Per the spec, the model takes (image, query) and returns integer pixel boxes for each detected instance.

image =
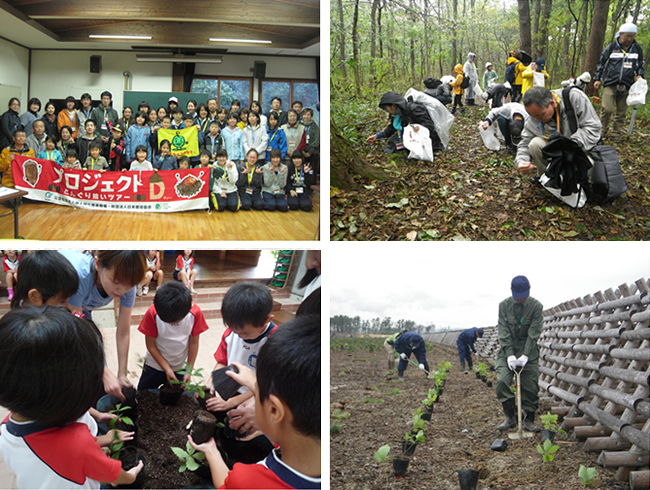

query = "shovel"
[508,367,534,440]
[405,357,432,377]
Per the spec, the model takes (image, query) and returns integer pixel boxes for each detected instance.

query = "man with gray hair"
[514,86,601,180]
[594,22,645,143]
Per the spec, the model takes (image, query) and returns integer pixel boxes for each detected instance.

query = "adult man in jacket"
[515,86,601,179]
[495,276,543,432]
[593,23,645,143]
[456,327,484,373]
[394,331,429,381]
[90,91,119,158]
[366,91,443,154]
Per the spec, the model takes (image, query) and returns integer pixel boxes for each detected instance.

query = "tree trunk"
[537,0,553,59]
[352,0,362,93]
[532,0,541,49]
[330,119,387,189]
[337,0,347,79]
[452,0,458,64]
[378,0,384,58]
[518,0,532,54]
[562,20,572,74]
[584,0,610,96]
[632,0,642,23]
[370,0,381,82]
[423,0,429,76]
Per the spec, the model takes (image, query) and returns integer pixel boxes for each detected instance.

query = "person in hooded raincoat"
[366,91,443,153]
[450,64,466,115]
[463,53,479,105]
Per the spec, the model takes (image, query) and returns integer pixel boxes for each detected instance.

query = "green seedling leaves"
[536,438,559,462]
[374,444,391,463]
[578,465,597,485]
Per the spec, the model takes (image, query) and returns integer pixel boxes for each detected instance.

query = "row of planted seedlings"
[374,361,452,478]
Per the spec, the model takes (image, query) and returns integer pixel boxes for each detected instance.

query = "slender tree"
[517,0,532,54]
[584,0,611,95]
[337,0,347,79]
[352,0,362,92]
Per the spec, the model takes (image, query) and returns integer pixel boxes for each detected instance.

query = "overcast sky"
[329,242,649,331]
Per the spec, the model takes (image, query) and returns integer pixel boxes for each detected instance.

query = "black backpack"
[562,86,628,203]
[505,61,519,84]
[460,73,470,89]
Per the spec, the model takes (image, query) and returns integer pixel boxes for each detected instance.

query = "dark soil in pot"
[216,427,274,466]
[487,380,493,387]
[392,457,409,476]
[116,447,146,489]
[457,469,479,490]
[401,441,417,456]
[475,372,481,379]
[190,410,217,445]
[541,429,555,443]
[480,375,487,382]
[159,384,183,406]
[421,412,431,421]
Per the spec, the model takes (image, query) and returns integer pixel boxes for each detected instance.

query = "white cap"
[168,96,179,104]
[486,62,493,69]
[618,23,637,35]
[577,72,592,83]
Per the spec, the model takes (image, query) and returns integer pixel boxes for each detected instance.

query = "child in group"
[4,250,20,300]
[57,125,76,158]
[170,107,184,130]
[37,135,64,166]
[147,108,158,129]
[190,313,321,490]
[156,107,168,125]
[196,103,211,134]
[261,150,289,212]
[450,63,466,115]
[125,111,151,164]
[281,110,306,165]
[117,106,134,134]
[41,102,59,141]
[137,250,164,296]
[205,282,278,414]
[204,120,224,161]
[129,145,153,171]
[186,99,198,120]
[175,250,198,293]
[210,148,240,212]
[152,139,178,170]
[57,96,80,139]
[77,119,102,164]
[237,149,264,211]
[243,111,269,167]
[149,115,171,154]
[0,306,144,489]
[230,99,241,114]
[197,149,212,169]
[266,112,287,162]
[222,112,244,164]
[286,150,316,212]
[84,141,109,172]
[64,148,82,169]
[237,108,249,130]
[250,100,267,127]
[109,125,126,171]
[216,107,228,130]
[178,156,191,169]
[183,114,204,166]
[137,281,209,390]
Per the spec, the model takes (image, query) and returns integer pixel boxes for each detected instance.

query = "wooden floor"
[0,190,320,241]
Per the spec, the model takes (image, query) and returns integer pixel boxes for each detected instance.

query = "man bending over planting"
[394,331,430,380]
[456,327,484,374]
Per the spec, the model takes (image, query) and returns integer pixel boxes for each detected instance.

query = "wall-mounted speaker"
[90,55,102,74]
[253,61,266,79]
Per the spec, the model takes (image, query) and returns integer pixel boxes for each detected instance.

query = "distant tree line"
[330,314,449,334]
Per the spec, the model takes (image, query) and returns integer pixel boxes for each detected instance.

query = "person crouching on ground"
[456,327,484,374]
[366,91,443,154]
[394,331,430,380]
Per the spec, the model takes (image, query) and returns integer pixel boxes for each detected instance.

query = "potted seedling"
[402,428,424,456]
[375,444,409,477]
[539,412,566,443]
[478,362,488,382]
[536,438,559,462]
[189,410,217,445]
[108,404,136,452]
[171,441,210,480]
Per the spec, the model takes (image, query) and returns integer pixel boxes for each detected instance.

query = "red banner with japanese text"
[12,155,209,212]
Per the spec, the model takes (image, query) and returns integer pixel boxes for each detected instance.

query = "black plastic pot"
[393,457,410,476]
[487,381,493,388]
[159,384,183,405]
[457,469,479,490]
[216,427,273,466]
[437,388,443,398]
[121,387,138,422]
[191,410,217,445]
[194,459,212,480]
[401,441,417,456]
[421,412,432,421]
[490,438,508,452]
[117,447,147,489]
[480,375,487,382]
[541,429,555,443]
[211,365,241,400]
[475,372,481,379]
[425,403,433,413]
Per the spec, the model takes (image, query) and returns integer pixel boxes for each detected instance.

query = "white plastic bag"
[533,71,545,87]
[478,122,500,151]
[474,83,486,106]
[627,78,647,106]
[403,124,434,162]
[539,174,587,208]
[404,88,455,150]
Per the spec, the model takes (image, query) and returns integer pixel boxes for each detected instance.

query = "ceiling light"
[209,38,271,44]
[89,35,152,40]
[136,54,223,63]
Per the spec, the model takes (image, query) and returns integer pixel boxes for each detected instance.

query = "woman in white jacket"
[242,111,269,166]
[210,148,240,212]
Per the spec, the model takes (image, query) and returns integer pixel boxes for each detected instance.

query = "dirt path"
[330,340,629,489]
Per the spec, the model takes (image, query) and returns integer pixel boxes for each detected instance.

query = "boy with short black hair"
[84,141,109,172]
[64,148,82,169]
[268,97,288,126]
[183,114,204,166]
[78,93,93,138]
[205,120,224,161]
[77,118,102,164]
[189,314,321,489]
[205,282,277,412]
[171,107,184,130]
[137,281,209,390]
[178,156,191,169]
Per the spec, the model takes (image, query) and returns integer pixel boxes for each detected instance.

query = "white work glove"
[507,355,518,371]
[418,364,425,371]
[517,355,529,368]
[400,353,407,360]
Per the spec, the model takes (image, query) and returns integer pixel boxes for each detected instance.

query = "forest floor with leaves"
[330,103,650,241]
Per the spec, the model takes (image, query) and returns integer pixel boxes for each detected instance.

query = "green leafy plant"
[578,465,597,485]
[331,409,351,420]
[330,422,342,434]
[108,404,134,460]
[374,444,391,463]
[477,362,488,377]
[170,362,206,399]
[536,439,559,462]
[404,429,425,445]
[411,411,426,432]
[171,441,206,472]
[540,412,567,437]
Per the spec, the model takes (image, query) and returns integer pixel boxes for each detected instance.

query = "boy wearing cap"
[483,62,498,90]
[456,327,484,374]
[521,58,550,95]
[594,22,645,143]
[168,97,179,115]
[480,102,527,154]
[495,275,543,433]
